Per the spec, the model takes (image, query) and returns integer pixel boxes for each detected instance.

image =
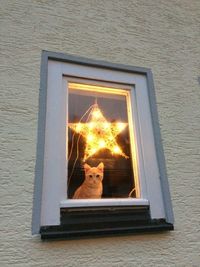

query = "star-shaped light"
[68,104,129,161]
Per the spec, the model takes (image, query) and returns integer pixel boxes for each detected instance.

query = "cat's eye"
[89,175,93,178]
[96,174,100,178]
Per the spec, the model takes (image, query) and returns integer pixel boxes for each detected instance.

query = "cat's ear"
[84,163,91,173]
[97,162,104,172]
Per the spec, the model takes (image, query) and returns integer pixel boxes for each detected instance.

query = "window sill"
[60,198,149,208]
[40,204,173,240]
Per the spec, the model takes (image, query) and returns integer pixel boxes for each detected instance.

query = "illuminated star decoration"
[68,104,129,161]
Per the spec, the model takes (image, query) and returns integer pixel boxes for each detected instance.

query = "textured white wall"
[0,0,200,266]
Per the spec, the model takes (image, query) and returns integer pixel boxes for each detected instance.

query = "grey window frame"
[32,51,174,239]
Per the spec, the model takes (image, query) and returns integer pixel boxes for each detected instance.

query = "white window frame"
[32,51,174,235]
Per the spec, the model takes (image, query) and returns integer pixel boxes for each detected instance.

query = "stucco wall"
[0,0,200,266]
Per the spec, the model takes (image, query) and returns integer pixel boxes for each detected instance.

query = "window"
[32,51,174,239]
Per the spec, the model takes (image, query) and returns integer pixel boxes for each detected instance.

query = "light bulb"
[87,134,94,141]
[91,148,97,154]
[76,123,82,132]
[103,122,110,129]
[89,122,95,129]
[116,122,126,131]
[113,146,121,154]
[98,139,106,148]
[92,109,101,119]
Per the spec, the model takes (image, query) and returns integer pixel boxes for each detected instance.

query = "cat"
[72,162,104,199]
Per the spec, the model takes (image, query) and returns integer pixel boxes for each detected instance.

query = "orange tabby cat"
[73,162,104,199]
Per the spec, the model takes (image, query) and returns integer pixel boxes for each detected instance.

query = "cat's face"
[84,162,104,186]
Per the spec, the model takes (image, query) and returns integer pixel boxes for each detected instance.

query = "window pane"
[67,82,136,199]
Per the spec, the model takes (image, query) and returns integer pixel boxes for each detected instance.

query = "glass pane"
[67,82,136,199]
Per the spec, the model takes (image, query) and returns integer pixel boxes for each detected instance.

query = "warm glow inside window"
[67,82,139,199]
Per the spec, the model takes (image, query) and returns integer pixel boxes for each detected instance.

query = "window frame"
[32,51,174,238]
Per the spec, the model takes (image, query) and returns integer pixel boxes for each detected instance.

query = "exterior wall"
[0,0,199,266]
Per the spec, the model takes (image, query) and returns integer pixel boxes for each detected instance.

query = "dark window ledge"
[40,206,173,240]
